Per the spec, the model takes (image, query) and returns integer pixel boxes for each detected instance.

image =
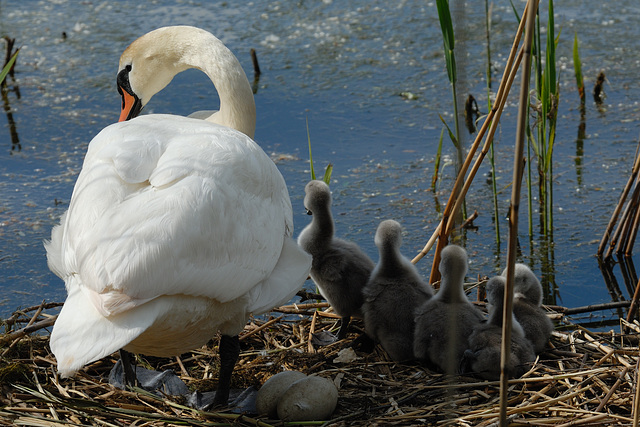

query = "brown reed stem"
[0,315,57,347]
[616,174,640,255]
[500,0,537,425]
[607,177,640,258]
[633,351,640,427]
[627,278,640,323]
[598,139,640,257]
[625,198,640,255]
[595,366,630,412]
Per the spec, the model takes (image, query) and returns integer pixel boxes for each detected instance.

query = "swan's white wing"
[49,115,299,316]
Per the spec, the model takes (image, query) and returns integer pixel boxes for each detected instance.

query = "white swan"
[46,26,311,406]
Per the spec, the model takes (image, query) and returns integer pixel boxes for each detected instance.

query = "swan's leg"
[337,316,351,340]
[120,349,139,387]
[213,334,240,406]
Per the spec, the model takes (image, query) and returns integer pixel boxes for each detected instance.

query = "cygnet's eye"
[305,208,312,215]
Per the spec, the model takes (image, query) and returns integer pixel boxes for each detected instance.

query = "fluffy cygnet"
[362,220,434,361]
[413,244,484,374]
[461,276,536,380]
[297,180,375,339]
[502,264,554,354]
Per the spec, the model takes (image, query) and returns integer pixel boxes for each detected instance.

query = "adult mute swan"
[297,180,375,339]
[46,26,311,406]
[361,220,433,361]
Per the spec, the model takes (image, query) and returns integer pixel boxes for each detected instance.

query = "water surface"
[1,0,639,325]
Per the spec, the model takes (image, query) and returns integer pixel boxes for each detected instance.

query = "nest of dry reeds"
[1,300,639,426]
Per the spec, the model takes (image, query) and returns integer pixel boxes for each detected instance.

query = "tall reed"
[532,0,559,237]
[485,0,501,245]
[436,0,465,223]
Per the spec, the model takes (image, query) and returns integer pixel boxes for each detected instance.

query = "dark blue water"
[1,0,639,325]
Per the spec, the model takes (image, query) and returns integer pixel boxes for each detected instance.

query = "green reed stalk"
[306,117,332,185]
[431,128,445,192]
[516,0,558,238]
[485,0,500,245]
[436,0,460,145]
[526,120,534,236]
[436,0,466,221]
[0,50,18,84]
[540,0,558,236]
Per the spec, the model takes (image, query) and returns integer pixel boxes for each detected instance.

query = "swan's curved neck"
[185,37,256,138]
[125,27,257,138]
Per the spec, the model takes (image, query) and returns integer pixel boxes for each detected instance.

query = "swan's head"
[374,220,402,251]
[502,263,542,306]
[486,275,525,336]
[116,26,206,122]
[438,244,468,281]
[303,180,331,215]
[486,276,505,308]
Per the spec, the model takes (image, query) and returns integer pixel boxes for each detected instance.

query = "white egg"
[255,370,307,417]
[277,376,339,421]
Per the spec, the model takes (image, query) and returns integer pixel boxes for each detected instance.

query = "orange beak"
[119,88,142,122]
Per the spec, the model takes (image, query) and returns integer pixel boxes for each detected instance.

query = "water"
[1,0,639,325]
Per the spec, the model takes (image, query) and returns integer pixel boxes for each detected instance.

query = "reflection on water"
[1,0,640,325]
[2,36,20,153]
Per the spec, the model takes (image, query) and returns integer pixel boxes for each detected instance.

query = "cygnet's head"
[438,244,468,279]
[486,274,526,337]
[374,220,402,251]
[502,263,542,306]
[303,180,331,214]
[486,276,506,308]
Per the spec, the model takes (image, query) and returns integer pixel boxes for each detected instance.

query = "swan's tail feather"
[50,277,149,377]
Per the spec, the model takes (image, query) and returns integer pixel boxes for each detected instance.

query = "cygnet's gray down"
[461,276,536,380]
[362,220,434,361]
[502,264,554,354]
[413,244,484,374]
[298,180,375,339]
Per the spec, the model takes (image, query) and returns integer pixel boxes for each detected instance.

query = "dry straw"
[1,300,639,426]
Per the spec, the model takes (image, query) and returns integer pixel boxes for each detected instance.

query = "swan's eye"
[125,64,132,72]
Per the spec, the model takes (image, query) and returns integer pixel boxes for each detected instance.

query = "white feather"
[46,26,311,377]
